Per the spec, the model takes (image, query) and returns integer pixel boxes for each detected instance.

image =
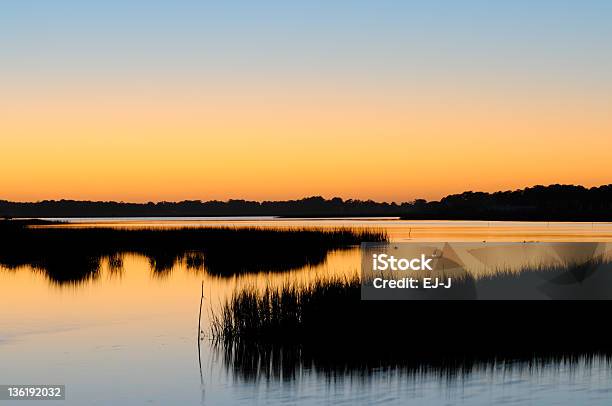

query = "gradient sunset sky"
[2,1,611,202]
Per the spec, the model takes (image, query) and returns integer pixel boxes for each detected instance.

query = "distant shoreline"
[2,184,611,221]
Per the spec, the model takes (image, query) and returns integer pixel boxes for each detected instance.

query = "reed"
[0,221,387,284]
[211,262,612,377]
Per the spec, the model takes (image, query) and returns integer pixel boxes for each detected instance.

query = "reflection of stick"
[198,280,204,384]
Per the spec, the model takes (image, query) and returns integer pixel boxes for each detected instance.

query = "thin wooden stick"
[197,280,204,384]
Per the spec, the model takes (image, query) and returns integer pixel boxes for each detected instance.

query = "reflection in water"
[210,272,612,381]
[2,254,612,405]
[2,219,612,405]
[0,224,384,284]
[44,217,612,243]
[207,293,612,405]
[215,351,612,406]
[215,339,612,385]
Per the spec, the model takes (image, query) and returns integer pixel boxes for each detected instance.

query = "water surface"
[2,218,612,405]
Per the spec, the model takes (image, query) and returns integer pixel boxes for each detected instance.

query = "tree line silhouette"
[405,184,612,221]
[1,184,611,220]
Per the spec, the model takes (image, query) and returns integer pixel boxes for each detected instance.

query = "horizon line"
[2,183,610,206]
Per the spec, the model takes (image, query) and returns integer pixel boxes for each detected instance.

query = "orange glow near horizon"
[1,81,611,203]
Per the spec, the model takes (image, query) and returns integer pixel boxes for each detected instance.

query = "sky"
[1,0,611,202]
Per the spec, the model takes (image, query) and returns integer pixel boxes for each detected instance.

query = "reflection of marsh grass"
[106,253,124,272]
[215,338,612,383]
[212,264,612,380]
[0,221,386,284]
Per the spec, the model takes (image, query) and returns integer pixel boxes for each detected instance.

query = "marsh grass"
[214,257,612,342]
[0,221,386,284]
[211,261,612,379]
[211,275,362,342]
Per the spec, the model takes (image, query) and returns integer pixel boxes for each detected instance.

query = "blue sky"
[2,0,612,88]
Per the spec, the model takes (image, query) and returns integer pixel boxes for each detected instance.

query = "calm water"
[2,218,612,405]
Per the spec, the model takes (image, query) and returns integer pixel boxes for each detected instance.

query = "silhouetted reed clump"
[212,276,362,343]
[0,220,386,284]
[212,270,612,381]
